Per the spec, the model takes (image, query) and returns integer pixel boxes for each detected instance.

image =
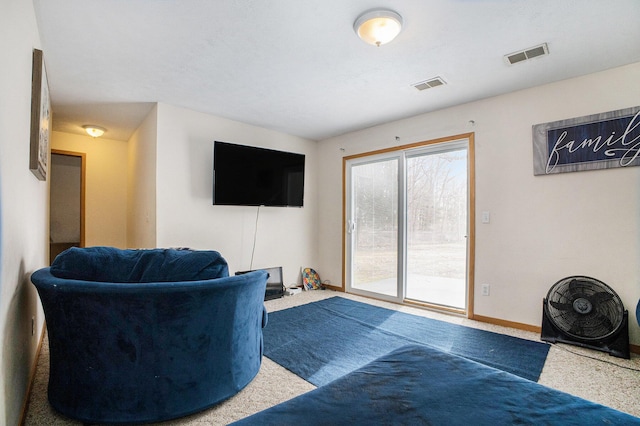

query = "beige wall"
[154,103,319,287]
[127,105,158,248]
[317,62,640,345]
[0,1,48,424]
[52,132,128,248]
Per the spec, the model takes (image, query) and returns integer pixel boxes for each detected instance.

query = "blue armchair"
[31,247,268,424]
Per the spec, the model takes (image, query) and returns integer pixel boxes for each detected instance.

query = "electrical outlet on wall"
[481,284,490,296]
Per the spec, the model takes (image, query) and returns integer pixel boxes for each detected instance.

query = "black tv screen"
[213,141,305,207]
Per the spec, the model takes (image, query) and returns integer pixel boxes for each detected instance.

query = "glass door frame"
[342,133,476,317]
[345,151,405,303]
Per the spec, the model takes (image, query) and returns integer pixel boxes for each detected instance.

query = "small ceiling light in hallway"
[83,125,106,138]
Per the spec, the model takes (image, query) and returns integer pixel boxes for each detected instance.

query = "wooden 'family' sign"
[532,106,640,175]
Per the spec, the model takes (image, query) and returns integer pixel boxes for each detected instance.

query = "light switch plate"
[481,211,490,224]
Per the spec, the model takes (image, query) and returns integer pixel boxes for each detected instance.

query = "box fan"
[541,275,629,359]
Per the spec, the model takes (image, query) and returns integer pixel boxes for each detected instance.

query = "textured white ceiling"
[33,0,640,142]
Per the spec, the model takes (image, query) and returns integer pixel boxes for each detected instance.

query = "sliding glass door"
[348,156,400,297]
[345,136,473,312]
[405,147,467,309]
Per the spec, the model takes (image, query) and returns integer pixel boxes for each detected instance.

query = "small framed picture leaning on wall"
[30,48,51,181]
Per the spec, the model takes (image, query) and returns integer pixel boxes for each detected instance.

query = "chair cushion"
[50,246,229,282]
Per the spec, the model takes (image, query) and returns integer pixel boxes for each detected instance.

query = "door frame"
[345,152,404,303]
[342,132,476,317]
[50,149,86,248]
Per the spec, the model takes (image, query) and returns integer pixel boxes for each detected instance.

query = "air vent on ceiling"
[505,43,549,65]
[412,76,446,91]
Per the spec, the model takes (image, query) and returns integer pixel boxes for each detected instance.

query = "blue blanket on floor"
[263,296,549,385]
[234,345,639,426]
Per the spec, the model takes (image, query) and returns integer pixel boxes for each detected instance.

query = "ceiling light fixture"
[354,9,403,47]
[83,125,106,138]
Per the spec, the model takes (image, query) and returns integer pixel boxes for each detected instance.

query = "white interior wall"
[317,62,640,345]
[154,103,318,287]
[52,132,128,248]
[0,1,48,424]
[127,105,158,249]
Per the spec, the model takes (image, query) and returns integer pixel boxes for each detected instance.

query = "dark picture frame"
[29,48,51,181]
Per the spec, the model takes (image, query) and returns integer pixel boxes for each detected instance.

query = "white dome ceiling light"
[354,9,403,47]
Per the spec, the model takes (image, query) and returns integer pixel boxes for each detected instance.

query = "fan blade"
[567,312,614,339]
[598,314,616,334]
[590,312,614,332]
[549,301,574,311]
[568,320,585,336]
[589,291,614,306]
[566,279,586,300]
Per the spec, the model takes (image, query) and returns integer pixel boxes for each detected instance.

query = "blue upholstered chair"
[31,247,268,424]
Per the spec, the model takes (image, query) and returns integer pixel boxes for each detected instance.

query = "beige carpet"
[23,290,640,425]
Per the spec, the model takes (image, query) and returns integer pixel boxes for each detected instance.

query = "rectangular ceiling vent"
[505,43,549,65]
[412,76,446,91]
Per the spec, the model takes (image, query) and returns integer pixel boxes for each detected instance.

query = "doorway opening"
[49,150,86,264]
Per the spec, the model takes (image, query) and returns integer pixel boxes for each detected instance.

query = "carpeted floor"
[264,297,550,384]
[23,290,640,425]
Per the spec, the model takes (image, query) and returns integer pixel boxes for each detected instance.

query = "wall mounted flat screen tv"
[213,141,305,207]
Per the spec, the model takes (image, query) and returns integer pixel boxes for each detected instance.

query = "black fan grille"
[545,276,624,341]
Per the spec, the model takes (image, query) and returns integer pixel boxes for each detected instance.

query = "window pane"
[406,149,467,308]
[351,159,398,297]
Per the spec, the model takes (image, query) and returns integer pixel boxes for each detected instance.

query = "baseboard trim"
[472,314,542,334]
[20,322,46,426]
[473,314,640,355]
[323,284,344,292]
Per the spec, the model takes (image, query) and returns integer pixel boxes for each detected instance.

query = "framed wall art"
[29,48,51,181]
[532,106,640,176]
